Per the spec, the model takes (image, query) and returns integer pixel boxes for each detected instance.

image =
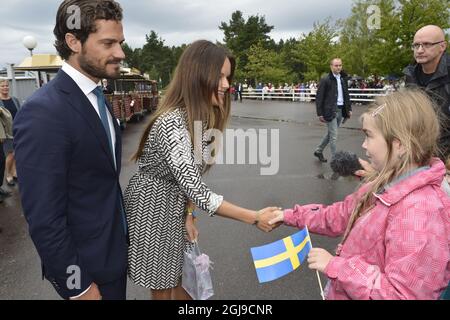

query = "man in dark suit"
[13,0,128,300]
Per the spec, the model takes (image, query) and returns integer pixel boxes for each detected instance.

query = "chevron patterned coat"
[124,108,223,289]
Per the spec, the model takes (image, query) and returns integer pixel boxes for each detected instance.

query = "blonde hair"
[342,89,440,242]
[0,79,9,85]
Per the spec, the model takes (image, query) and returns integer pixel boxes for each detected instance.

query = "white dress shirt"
[61,62,116,161]
[333,73,344,106]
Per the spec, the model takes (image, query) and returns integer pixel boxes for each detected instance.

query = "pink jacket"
[284,158,450,300]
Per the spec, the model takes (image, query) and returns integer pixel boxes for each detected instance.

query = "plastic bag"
[182,241,214,300]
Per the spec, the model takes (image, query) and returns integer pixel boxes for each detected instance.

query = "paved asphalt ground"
[0,99,369,300]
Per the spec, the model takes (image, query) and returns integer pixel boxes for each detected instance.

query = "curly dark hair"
[53,0,123,60]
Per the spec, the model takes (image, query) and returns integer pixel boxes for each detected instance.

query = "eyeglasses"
[411,41,444,51]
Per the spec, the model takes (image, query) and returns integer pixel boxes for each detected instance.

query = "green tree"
[122,43,142,70]
[140,31,175,86]
[279,38,305,83]
[294,19,339,81]
[219,11,274,72]
[245,41,293,85]
[334,0,380,77]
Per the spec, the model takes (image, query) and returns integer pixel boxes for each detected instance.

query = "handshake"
[253,207,285,233]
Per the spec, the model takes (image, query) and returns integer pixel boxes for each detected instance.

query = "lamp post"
[22,36,41,87]
[22,36,37,57]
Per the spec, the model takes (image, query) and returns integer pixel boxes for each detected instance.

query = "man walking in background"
[313,58,352,163]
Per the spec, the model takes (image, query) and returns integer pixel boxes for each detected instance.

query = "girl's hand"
[307,248,333,273]
[185,216,198,243]
[355,158,375,178]
[268,210,284,225]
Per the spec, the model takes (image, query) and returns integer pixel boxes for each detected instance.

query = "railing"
[241,88,393,103]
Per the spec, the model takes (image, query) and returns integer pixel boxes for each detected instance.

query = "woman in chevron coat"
[124,40,280,300]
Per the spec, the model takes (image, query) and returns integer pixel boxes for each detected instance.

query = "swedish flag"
[251,227,312,283]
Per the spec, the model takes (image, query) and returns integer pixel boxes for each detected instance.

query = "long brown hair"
[132,40,235,164]
[342,89,440,243]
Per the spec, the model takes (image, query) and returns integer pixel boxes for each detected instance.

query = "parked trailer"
[104,73,160,127]
[14,55,159,129]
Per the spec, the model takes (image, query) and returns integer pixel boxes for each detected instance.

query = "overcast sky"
[0,0,355,67]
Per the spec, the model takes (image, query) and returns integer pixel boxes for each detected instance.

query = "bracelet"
[186,208,197,219]
[253,211,261,225]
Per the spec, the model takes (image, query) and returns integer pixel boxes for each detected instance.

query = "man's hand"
[307,248,333,273]
[255,207,282,232]
[354,158,375,178]
[318,116,326,123]
[71,282,102,300]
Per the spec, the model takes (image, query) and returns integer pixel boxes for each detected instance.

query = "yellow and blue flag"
[251,227,312,283]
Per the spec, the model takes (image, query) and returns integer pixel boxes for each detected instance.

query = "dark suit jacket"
[315,71,351,122]
[13,70,128,299]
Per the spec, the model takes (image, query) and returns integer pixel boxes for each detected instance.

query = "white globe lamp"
[23,36,37,56]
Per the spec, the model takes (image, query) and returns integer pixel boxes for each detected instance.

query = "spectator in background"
[404,25,449,160]
[0,79,21,187]
[102,79,114,94]
[0,100,13,202]
[235,82,243,102]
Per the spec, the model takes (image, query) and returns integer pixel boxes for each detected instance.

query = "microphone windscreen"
[330,151,363,177]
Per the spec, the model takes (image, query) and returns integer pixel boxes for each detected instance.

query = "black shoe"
[0,188,11,197]
[0,194,4,203]
[314,151,328,163]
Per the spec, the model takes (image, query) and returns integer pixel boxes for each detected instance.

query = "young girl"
[124,40,278,300]
[270,89,450,299]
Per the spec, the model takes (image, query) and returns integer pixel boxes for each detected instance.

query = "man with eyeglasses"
[404,25,450,159]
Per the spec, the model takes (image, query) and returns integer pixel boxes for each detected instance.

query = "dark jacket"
[315,71,352,122]
[404,53,450,159]
[0,97,20,139]
[0,96,21,115]
[13,70,128,299]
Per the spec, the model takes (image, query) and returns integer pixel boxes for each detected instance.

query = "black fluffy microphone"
[330,151,363,177]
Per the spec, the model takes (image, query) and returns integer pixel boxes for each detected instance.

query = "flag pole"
[305,226,325,300]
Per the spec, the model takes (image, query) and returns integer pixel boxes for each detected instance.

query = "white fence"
[241,88,394,103]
